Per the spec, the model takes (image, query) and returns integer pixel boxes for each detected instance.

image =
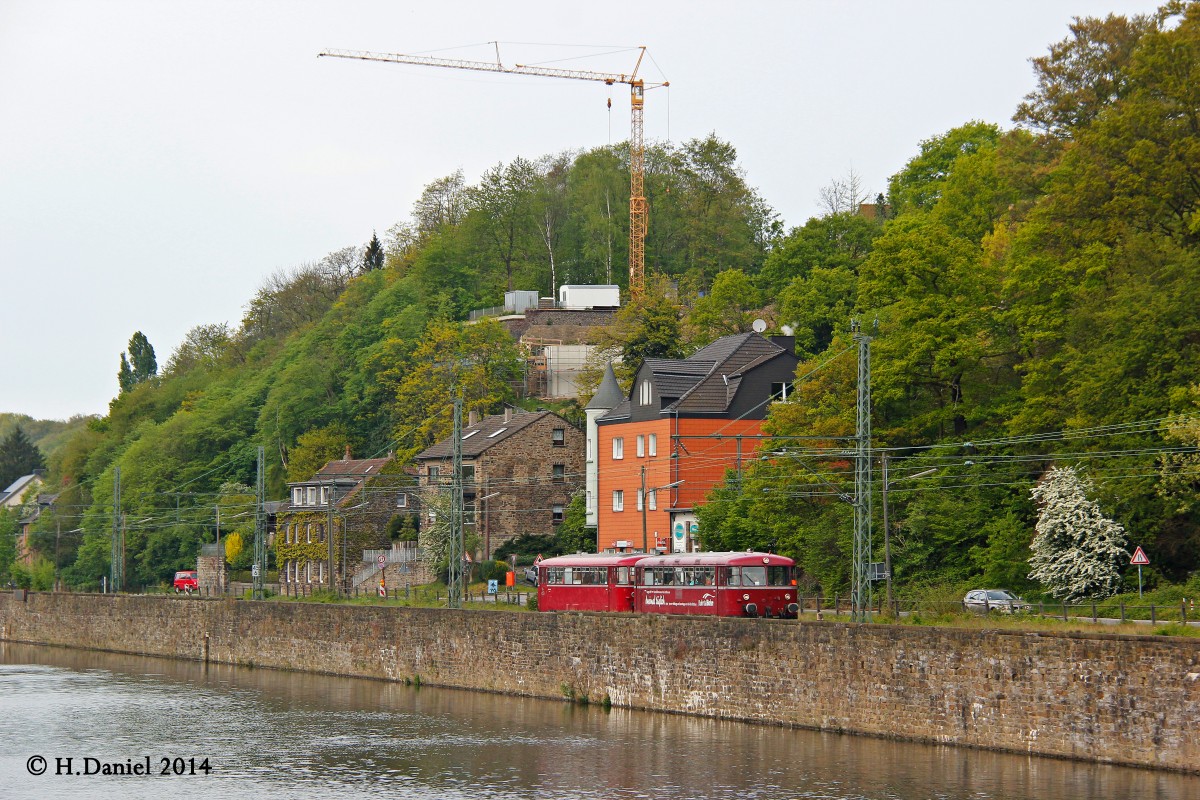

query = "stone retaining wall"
[2,591,1197,772]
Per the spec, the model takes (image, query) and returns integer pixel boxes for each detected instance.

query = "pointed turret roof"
[586,362,624,411]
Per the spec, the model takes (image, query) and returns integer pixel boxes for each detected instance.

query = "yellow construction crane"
[318,45,667,297]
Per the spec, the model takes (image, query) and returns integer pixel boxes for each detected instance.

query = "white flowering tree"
[1028,466,1128,601]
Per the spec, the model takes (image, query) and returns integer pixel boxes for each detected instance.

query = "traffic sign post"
[1131,546,1150,597]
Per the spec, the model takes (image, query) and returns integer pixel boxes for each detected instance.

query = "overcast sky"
[0,0,1165,421]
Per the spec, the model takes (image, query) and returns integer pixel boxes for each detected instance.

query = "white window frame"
[292,487,303,506]
[319,485,329,506]
[636,434,645,457]
[396,493,407,508]
[551,504,564,524]
[649,489,657,511]
[639,380,652,406]
[613,490,624,512]
[613,437,624,460]
[648,433,657,457]
[306,486,317,506]
[636,488,644,511]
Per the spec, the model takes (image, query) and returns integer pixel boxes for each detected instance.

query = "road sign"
[487,579,498,595]
[1130,546,1150,566]
[251,564,260,578]
[377,554,387,568]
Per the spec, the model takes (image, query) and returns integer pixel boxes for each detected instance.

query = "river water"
[1,642,1195,799]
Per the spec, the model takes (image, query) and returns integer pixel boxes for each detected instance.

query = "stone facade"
[417,410,584,559]
[2,592,1198,773]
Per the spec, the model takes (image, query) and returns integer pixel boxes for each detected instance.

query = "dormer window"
[306,486,317,506]
[770,382,794,401]
[639,380,652,406]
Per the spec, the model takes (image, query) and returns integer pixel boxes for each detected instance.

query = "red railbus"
[536,553,646,612]
[634,552,799,618]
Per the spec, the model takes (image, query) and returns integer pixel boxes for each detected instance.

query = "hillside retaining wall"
[2,592,1197,772]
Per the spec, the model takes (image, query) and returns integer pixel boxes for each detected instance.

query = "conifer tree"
[1028,466,1128,601]
[363,231,384,272]
[0,427,45,488]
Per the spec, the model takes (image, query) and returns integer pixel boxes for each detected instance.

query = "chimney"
[769,335,796,354]
[344,445,352,461]
[468,409,480,427]
[504,406,513,422]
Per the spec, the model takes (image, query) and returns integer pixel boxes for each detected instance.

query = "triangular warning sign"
[1130,546,1150,566]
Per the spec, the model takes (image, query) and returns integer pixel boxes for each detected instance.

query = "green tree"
[554,493,591,554]
[685,268,763,346]
[286,423,350,483]
[118,331,157,393]
[887,122,1002,215]
[363,231,384,272]
[0,426,45,488]
[1013,11,1159,137]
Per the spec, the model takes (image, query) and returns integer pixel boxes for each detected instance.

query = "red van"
[173,570,198,593]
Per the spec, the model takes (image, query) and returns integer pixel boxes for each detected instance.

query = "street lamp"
[640,463,683,553]
[880,454,937,609]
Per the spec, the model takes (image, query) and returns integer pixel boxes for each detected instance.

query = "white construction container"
[557,284,621,309]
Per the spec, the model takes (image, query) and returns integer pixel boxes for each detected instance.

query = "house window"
[648,433,657,457]
[649,489,657,511]
[613,490,624,512]
[428,466,440,484]
[770,381,794,401]
[587,437,594,461]
[396,493,408,508]
[586,490,594,513]
[552,428,566,446]
[462,430,479,440]
[488,427,507,438]
[462,464,475,484]
[637,434,645,457]
[292,487,302,506]
[319,485,329,505]
[306,524,312,544]
[636,488,644,511]
[613,437,624,460]
[306,486,317,506]
[318,561,325,584]
[552,504,564,524]
[639,380,652,406]
[552,464,566,483]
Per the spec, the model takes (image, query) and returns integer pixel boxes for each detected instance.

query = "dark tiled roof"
[585,362,625,410]
[311,457,393,482]
[417,410,565,460]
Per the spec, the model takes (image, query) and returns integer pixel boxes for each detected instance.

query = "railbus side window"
[616,566,631,585]
[767,565,793,586]
[724,567,740,586]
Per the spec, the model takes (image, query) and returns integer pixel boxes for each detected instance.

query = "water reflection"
[1,643,1194,799]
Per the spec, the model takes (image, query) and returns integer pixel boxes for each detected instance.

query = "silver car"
[963,589,1028,614]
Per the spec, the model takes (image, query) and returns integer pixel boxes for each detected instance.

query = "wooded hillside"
[5,2,1198,599]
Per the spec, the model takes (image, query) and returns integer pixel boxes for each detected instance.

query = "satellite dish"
[781,324,794,336]
[752,318,767,333]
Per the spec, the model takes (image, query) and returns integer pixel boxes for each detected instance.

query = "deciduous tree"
[1029,466,1128,600]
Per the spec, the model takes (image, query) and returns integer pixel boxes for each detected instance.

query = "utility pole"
[327,478,336,595]
[253,446,266,600]
[881,452,892,610]
[851,322,872,623]
[111,466,122,593]
[447,394,465,608]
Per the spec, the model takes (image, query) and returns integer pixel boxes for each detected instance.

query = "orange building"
[594,333,799,553]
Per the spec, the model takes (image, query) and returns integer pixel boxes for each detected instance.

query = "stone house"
[275,449,419,592]
[415,408,584,559]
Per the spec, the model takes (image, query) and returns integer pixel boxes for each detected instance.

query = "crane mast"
[319,46,665,297]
